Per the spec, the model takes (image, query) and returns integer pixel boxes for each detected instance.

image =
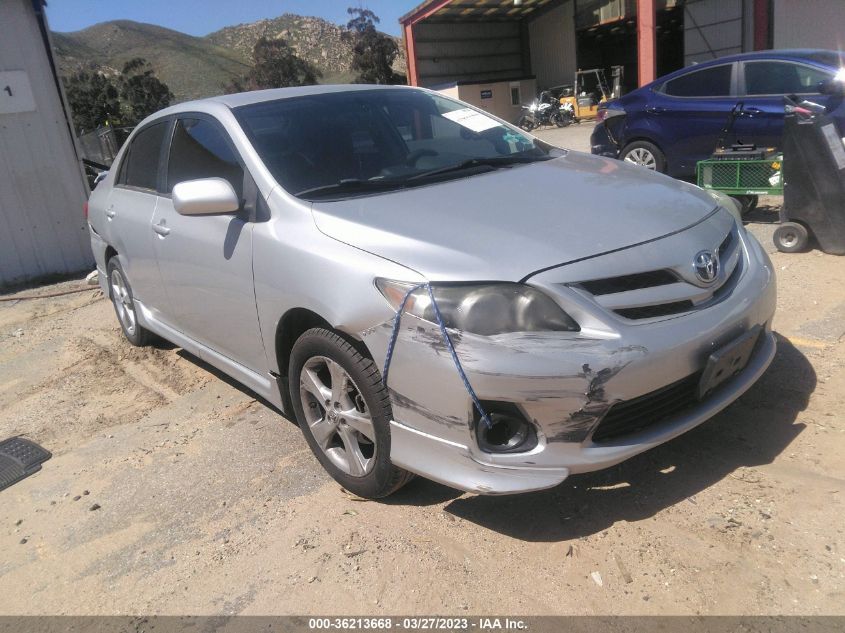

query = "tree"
[344,7,402,85]
[63,67,122,132]
[118,58,174,125]
[225,37,321,93]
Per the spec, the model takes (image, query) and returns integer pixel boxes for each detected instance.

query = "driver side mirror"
[172,178,240,216]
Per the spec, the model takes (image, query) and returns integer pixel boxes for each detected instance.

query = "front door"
[151,115,266,373]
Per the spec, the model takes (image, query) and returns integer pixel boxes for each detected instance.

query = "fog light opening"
[476,404,538,454]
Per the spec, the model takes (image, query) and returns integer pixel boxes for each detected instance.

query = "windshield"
[234,88,552,199]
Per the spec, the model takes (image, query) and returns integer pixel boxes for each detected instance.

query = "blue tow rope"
[381,283,493,429]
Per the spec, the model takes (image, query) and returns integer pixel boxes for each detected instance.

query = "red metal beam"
[404,23,420,86]
[753,0,771,50]
[637,0,657,87]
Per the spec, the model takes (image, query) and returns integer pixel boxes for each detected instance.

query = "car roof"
[162,83,415,113]
[642,49,844,90]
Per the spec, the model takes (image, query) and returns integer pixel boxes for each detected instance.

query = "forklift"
[559,65,624,123]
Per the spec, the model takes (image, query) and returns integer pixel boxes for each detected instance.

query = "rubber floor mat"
[0,437,51,492]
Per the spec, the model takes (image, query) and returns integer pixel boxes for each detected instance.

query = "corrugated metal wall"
[529,0,577,90]
[413,21,529,87]
[0,0,92,289]
[773,0,845,51]
[682,0,751,66]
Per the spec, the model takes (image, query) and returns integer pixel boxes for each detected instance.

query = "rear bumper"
[389,331,776,495]
[590,123,619,158]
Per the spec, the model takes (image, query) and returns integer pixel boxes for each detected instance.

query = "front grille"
[579,270,677,296]
[573,225,741,322]
[591,372,701,443]
[614,300,694,320]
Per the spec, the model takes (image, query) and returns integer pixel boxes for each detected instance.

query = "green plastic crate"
[696,155,783,196]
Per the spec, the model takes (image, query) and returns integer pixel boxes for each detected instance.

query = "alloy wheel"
[110,269,137,336]
[299,356,376,477]
[623,147,657,170]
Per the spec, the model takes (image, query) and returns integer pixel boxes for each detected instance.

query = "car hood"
[311,151,718,282]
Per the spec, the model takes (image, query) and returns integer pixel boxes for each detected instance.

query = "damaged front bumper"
[362,228,777,495]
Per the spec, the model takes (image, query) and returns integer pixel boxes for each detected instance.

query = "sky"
[45,0,407,36]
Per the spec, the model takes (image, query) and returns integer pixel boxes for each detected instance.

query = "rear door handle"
[152,222,171,237]
[105,207,116,219]
[645,105,666,114]
[742,107,763,116]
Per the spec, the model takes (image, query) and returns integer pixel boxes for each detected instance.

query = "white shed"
[0,0,92,289]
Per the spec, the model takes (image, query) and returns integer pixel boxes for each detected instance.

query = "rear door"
[150,114,266,373]
[104,120,171,317]
[650,63,738,174]
[735,60,835,149]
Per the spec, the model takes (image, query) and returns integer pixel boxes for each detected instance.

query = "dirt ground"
[1,131,843,615]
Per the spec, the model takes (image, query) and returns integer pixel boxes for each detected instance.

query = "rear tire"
[289,328,414,499]
[774,222,809,253]
[621,140,666,172]
[107,258,153,347]
[734,195,759,215]
[553,112,572,128]
[517,116,535,132]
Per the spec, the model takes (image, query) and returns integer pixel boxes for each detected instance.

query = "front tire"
[107,258,153,347]
[621,140,666,172]
[289,328,413,499]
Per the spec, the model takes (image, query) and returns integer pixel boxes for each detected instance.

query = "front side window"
[663,64,733,98]
[234,89,548,200]
[744,61,831,95]
[166,118,244,198]
[118,121,167,191]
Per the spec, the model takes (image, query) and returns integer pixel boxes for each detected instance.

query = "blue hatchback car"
[591,49,845,179]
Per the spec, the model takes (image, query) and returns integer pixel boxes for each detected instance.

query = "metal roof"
[401,0,558,25]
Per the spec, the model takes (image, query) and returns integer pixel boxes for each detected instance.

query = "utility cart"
[697,152,783,215]
[696,102,783,215]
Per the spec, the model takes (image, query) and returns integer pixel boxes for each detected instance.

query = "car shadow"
[393,335,814,539]
[170,347,295,425]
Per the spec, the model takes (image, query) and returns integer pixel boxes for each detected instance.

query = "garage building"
[400,0,845,123]
[0,0,92,289]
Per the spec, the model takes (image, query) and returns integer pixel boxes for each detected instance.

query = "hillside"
[52,21,252,102]
[207,14,360,85]
[52,16,407,102]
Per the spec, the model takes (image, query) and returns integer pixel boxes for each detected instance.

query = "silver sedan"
[87,85,776,497]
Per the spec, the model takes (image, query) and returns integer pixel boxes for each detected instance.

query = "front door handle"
[152,222,171,237]
[743,107,763,116]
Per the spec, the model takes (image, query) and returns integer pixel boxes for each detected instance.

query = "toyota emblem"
[694,250,719,284]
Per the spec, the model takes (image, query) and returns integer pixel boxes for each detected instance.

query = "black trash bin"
[776,102,845,254]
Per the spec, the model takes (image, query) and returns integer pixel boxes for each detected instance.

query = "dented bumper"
[362,229,777,495]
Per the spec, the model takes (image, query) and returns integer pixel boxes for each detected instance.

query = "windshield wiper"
[295,178,400,198]
[405,154,552,182]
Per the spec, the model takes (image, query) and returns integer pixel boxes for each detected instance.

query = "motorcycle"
[517,90,572,131]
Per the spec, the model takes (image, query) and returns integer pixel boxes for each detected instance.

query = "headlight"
[375,280,579,336]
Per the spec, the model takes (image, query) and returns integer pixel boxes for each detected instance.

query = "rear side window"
[663,64,733,97]
[118,122,167,191]
[166,118,244,198]
[744,61,831,95]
